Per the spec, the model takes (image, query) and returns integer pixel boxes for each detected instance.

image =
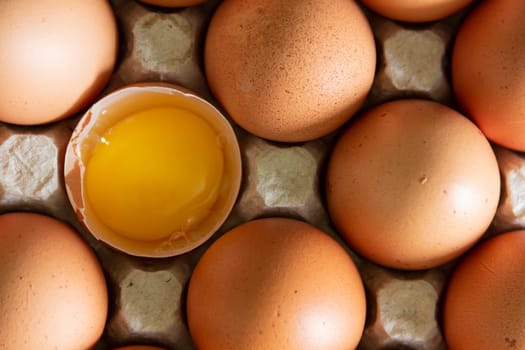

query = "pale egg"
[0,0,118,125]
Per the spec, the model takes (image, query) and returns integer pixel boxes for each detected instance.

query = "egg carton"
[0,1,522,349]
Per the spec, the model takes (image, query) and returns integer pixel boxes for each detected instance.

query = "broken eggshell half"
[64,83,242,258]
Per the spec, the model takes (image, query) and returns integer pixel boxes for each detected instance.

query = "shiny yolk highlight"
[84,107,224,241]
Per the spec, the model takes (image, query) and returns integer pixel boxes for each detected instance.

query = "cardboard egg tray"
[0,1,522,349]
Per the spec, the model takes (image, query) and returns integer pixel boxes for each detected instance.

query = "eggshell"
[0,212,108,349]
[443,230,525,350]
[186,217,366,350]
[326,99,500,270]
[452,0,525,151]
[0,0,118,125]
[64,83,242,258]
[204,0,376,142]
[360,0,473,23]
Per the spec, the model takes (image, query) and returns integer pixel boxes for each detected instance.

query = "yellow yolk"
[84,107,225,241]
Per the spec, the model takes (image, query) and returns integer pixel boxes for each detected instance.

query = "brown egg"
[137,0,206,7]
[359,0,473,23]
[452,0,525,151]
[326,99,500,270]
[186,217,366,350]
[204,0,376,142]
[0,0,118,125]
[443,230,525,350]
[0,213,108,349]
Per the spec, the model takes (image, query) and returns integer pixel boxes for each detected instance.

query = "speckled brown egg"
[186,217,366,350]
[443,230,525,350]
[0,212,108,349]
[326,99,500,270]
[452,0,525,151]
[204,0,376,142]
[0,0,118,125]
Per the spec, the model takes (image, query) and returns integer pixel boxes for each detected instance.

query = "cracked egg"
[64,83,241,257]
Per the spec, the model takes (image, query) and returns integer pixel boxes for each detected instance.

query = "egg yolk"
[84,107,224,241]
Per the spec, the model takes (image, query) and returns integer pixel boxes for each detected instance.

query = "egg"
[186,217,366,350]
[0,212,108,349]
[137,0,206,7]
[64,83,242,257]
[359,0,473,23]
[204,0,376,142]
[326,99,500,270]
[452,0,525,151]
[0,0,118,125]
[443,230,525,350]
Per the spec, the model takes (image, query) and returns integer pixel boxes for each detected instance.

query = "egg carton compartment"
[0,1,520,349]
